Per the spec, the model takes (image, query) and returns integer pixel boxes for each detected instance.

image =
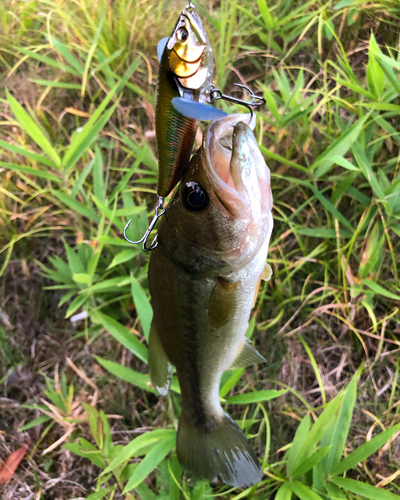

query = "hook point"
[123,197,165,251]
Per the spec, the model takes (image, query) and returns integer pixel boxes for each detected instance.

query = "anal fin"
[229,338,266,370]
[148,320,173,396]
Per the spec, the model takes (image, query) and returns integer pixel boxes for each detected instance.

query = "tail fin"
[177,412,262,488]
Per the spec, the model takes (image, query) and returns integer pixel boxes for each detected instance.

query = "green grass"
[1,0,400,498]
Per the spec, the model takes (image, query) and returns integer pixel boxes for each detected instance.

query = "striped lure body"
[155,5,214,198]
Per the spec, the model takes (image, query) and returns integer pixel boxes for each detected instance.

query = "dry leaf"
[376,468,400,488]
[64,107,91,118]
[0,442,30,484]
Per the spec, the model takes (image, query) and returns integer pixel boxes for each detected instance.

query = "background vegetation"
[1,0,400,498]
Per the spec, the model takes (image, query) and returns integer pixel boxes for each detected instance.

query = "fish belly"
[148,242,266,487]
[148,243,260,424]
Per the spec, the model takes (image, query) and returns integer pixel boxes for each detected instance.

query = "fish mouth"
[204,114,261,216]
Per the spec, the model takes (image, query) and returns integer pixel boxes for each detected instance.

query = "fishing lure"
[124,2,265,251]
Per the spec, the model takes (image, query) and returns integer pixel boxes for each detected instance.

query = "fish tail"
[177,411,262,488]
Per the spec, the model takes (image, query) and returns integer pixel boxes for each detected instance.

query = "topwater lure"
[148,113,273,487]
[123,2,266,251]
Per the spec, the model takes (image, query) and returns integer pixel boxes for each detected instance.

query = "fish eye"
[176,27,189,42]
[182,181,209,212]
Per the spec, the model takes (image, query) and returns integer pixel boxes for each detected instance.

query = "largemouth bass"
[148,114,273,487]
[155,3,225,199]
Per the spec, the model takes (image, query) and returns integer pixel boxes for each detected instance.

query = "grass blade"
[352,142,387,202]
[275,482,292,500]
[297,335,326,404]
[81,10,106,98]
[0,162,61,183]
[296,394,341,467]
[7,91,61,168]
[130,275,153,341]
[93,146,105,204]
[0,139,55,167]
[330,477,400,500]
[64,101,119,172]
[97,313,148,363]
[325,375,357,473]
[224,389,287,404]
[102,429,176,474]
[332,423,400,476]
[29,79,81,90]
[289,480,324,500]
[50,36,84,75]
[107,249,139,270]
[95,357,155,393]
[309,185,353,231]
[292,446,331,479]
[287,415,311,477]
[63,57,140,171]
[16,46,80,76]
[123,433,176,493]
[362,279,400,301]
[54,192,100,223]
[312,116,367,178]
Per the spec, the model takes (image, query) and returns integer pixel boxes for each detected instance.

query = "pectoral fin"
[208,278,239,328]
[229,338,266,370]
[148,320,173,396]
[262,263,273,281]
[172,97,228,121]
[253,263,273,307]
[157,37,169,62]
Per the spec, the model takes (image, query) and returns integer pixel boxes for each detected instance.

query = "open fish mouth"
[203,114,260,215]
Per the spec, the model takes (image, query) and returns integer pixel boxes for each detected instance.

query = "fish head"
[162,114,273,273]
[167,6,213,90]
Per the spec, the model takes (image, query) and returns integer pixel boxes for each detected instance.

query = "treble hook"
[123,196,165,252]
[209,83,266,121]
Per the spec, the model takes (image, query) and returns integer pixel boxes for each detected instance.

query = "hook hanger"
[209,83,266,121]
[123,196,165,252]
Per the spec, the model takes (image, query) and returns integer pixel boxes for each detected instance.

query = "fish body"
[148,114,273,487]
[155,5,214,198]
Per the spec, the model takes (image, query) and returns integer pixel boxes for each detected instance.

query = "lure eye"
[182,181,209,212]
[176,27,189,42]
